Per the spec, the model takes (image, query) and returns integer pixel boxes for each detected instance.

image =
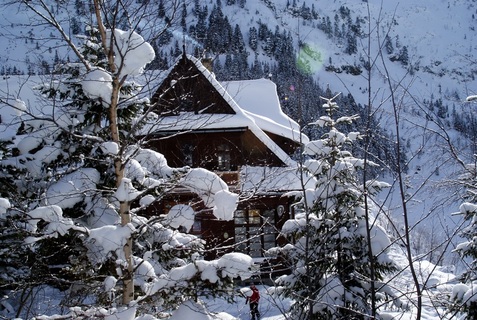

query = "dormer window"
[217,143,231,171]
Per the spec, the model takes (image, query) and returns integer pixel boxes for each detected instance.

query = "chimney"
[201,49,213,72]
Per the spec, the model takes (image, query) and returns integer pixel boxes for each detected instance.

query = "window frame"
[233,208,278,257]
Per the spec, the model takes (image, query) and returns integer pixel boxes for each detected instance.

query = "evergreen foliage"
[269,97,397,319]
[451,172,477,318]
[206,5,232,53]
[399,46,409,66]
[194,6,208,41]
[249,26,258,51]
[158,0,165,18]
[385,35,394,54]
[0,15,241,318]
[0,1,447,316]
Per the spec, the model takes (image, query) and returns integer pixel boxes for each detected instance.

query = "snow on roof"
[190,55,307,167]
[240,165,316,193]
[221,78,305,143]
[148,55,307,168]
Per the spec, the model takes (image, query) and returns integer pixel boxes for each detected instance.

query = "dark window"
[234,208,277,258]
[182,143,194,166]
[217,143,231,171]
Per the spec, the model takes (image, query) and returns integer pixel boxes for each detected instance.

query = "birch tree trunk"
[93,0,135,305]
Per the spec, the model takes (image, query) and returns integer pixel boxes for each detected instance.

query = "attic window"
[217,143,231,171]
[179,93,194,112]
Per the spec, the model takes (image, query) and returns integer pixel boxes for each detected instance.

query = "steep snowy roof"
[147,55,308,168]
[240,165,316,193]
[221,78,304,143]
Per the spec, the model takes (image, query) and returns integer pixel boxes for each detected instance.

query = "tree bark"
[93,0,134,306]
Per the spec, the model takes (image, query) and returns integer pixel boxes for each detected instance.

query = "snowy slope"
[213,0,477,267]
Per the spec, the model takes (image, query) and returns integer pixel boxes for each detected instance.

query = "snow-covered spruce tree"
[0,1,251,318]
[269,96,397,319]
[450,142,477,319]
[451,200,477,319]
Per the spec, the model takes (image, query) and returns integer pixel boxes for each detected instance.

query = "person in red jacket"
[246,285,260,320]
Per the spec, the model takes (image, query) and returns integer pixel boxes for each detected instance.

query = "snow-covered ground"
[189,245,458,320]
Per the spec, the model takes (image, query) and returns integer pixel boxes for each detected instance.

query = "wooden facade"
[151,55,235,115]
[147,128,288,172]
[147,54,304,266]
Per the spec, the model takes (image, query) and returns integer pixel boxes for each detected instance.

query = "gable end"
[151,56,236,115]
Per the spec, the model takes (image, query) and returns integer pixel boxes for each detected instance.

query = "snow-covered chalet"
[147,53,311,263]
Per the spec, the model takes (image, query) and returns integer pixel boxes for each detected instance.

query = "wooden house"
[146,53,312,264]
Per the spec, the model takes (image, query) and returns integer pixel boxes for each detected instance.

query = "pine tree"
[249,26,258,52]
[451,148,477,318]
[250,53,263,78]
[232,25,245,53]
[385,35,394,54]
[193,0,200,16]
[345,30,358,55]
[312,4,318,19]
[181,1,187,32]
[323,16,333,37]
[269,96,397,319]
[452,206,477,317]
[301,2,312,20]
[158,0,165,18]
[399,45,409,65]
[206,5,230,53]
[223,53,233,80]
[334,14,341,38]
[257,21,269,41]
[195,6,208,42]
[275,30,294,74]
[75,0,86,16]
[232,24,248,78]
